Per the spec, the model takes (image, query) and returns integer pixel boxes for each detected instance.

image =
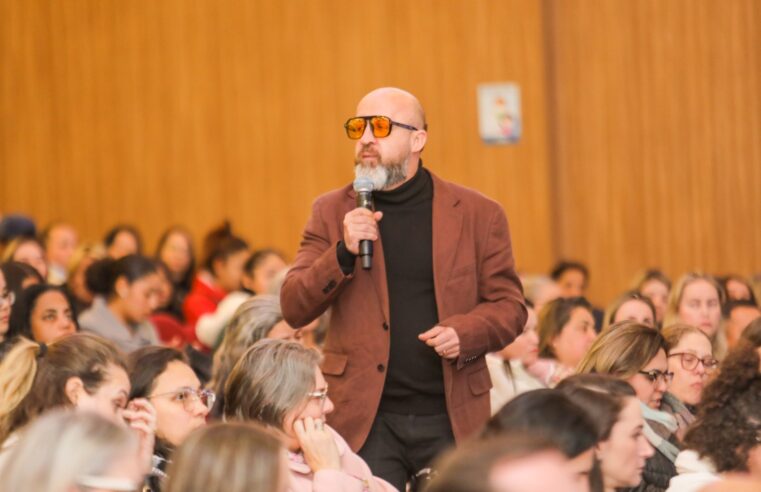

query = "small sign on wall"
[477,83,522,144]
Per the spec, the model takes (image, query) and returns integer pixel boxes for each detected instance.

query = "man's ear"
[64,376,86,407]
[411,130,428,153]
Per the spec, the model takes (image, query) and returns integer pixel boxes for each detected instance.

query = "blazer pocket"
[468,365,493,396]
[321,351,348,376]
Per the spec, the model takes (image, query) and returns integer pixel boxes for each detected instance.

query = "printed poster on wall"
[477,83,522,144]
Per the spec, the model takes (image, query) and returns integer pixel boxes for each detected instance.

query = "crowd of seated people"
[0,213,760,491]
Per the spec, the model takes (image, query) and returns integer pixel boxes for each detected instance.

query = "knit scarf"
[640,401,680,463]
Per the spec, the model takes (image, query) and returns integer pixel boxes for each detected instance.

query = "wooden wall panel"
[0,0,554,273]
[547,0,761,303]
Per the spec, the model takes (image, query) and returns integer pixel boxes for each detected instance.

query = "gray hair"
[209,294,284,393]
[2,410,138,492]
[224,339,321,428]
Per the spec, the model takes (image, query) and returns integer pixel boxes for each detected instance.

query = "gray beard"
[354,161,407,191]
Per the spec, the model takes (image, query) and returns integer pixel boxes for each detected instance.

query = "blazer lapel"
[431,173,463,312]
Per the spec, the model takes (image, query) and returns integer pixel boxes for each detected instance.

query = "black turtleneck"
[371,166,445,415]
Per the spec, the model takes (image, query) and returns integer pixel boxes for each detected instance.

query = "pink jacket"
[287,427,398,492]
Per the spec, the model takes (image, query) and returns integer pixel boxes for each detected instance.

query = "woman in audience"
[482,389,602,492]
[40,221,79,285]
[667,345,761,491]
[536,297,596,384]
[183,222,248,345]
[155,226,196,321]
[487,303,544,413]
[740,317,761,347]
[661,324,717,439]
[577,322,676,491]
[224,339,396,491]
[128,346,213,490]
[1,410,146,492]
[208,295,302,419]
[6,284,78,343]
[602,291,657,331]
[719,274,757,304]
[0,333,155,466]
[0,261,44,301]
[64,242,106,313]
[1,236,48,279]
[0,268,11,344]
[195,249,287,350]
[104,224,143,259]
[557,375,655,492]
[79,255,161,352]
[633,270,671,327]
[164,422,288,492]
[664,273,726,359]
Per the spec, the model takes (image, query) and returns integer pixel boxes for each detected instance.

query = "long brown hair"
[0,333,126,442]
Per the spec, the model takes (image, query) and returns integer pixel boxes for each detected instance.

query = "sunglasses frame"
[344,115,419,139]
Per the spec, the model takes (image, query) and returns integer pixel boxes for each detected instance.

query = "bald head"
[357,87,426,130]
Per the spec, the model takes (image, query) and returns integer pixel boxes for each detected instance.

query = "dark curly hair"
[683,344,761,472]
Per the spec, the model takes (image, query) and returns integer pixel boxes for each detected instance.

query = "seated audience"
[723,300,761,350]
[577,322,676,491]
[1,410,145,491]
[487,303,544,413]
[224,339,396,491]
[128,346,213,490]
[195,248,287,349]
[426,433,583,492]
[740,317,761,348]
[661,324,717,439]
[154,226,195,321]
[6,284,78,343]
[557,375,655,492]
[183,222,248,347]
[0,333,155,467]
[1,236,47,279]
[482,389,601,492]
[164,422,287,492]
[664,273,726,359]
[63,242,105,313]
[79,255,161,352]
[0,261,44,302]
[602,291,657,331]
[550,260,604,331]
[208,294,302,419]
[40,221,79,285]
[667,345,761,491]
[104,224,143,259]
[536,297,596,384]
[0,268,11,344]
[632,269,672,327]
[719,274,757,304]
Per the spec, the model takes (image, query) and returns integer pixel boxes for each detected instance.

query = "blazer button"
[382,322,389,331]
[377,364,385,372]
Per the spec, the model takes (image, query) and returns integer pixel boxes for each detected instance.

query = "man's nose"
[359,121,376,144]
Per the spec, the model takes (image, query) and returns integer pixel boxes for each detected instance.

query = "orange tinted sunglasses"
[344,115,419,139]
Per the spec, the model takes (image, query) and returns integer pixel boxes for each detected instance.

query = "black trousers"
[358,411,455,491]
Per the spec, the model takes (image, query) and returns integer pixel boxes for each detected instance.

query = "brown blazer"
[281,170,527,452]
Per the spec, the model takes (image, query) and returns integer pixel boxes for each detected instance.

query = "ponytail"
[0,338,41,442]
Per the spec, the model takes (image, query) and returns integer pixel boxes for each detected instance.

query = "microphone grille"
[353,177,374,193]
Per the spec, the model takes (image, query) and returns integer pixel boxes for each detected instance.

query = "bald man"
[281,87,527,489]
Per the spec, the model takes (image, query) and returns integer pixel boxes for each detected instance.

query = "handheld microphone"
[353,177,375,270]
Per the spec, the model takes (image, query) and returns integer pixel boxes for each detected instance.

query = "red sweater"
[183,275,227,344]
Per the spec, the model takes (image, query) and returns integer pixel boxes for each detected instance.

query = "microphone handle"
[356,190,374,270]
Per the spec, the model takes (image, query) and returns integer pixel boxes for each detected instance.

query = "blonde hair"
[2,410,138,492]
[577,321,667,377]
[664,272,727,358]
[661,323,712,353]
[165,422,284,492]
[0,333,126,442]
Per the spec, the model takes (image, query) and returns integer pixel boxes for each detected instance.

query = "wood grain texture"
[547,0,761,303]
[0,0,553,273]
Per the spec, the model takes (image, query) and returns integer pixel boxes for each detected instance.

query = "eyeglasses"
[307,385,329,411]
[637,369,674,385]
[668,352,719,372]
[344,115,419,140]
[77,475,142,491]
[149,388,216,412]
[0,291,14,308]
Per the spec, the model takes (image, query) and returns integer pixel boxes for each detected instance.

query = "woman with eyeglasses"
[2,410,146,492]
[128,346,213,491]
[578,321,678,492]
[660,324,717,441]
[224,339,397,492]
[667,344,761,491]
